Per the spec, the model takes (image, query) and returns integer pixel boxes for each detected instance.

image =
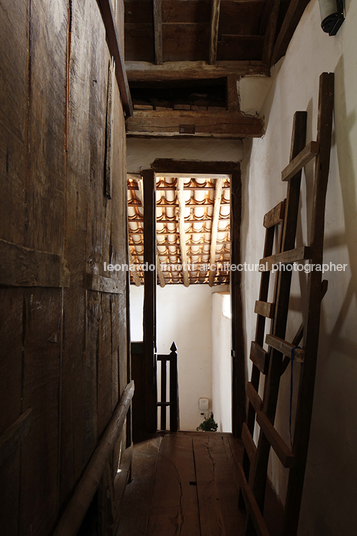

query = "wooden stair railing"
[157,342,179,432]
[53,381,135,536]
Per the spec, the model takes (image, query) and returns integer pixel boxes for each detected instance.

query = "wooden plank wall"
[0,1,130,535]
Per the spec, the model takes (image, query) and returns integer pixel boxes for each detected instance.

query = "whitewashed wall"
[130,284,222,430]
[241,1,357,534]
[126,137,243,173]
[211,292,232,432]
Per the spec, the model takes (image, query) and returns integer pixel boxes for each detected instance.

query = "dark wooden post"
[142,169,157,434]
[230,167,246,438]
[169,342,179,432]
[160,358,167,431]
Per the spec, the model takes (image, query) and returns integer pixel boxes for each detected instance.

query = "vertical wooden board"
[118,291,128,395]
[111,294,120,407]
[0,288,23,536]
[0,0,28,244]
[84,291,101,461]
[60,0,92,505]
[20,288,62,536]
[98,293,113,436]
[194,433,243,536]
[26,0,67,254]
[87,4,106,269]
[230,169,245,437]
[148,434,200,536]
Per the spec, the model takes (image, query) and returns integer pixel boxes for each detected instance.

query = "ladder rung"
[266,334,305,363]
[247,381,263,413]
[250,342,269,375]
[237,463,271,536]
[263,200,285,228]
[242,422,257,464]
[256,410,295,468]
[255,300,275,319]
[156,402,171,407]
[281,141,319,182]
[259,246,313,271]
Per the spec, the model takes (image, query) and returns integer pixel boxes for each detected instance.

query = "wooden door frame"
[149,159,246,437]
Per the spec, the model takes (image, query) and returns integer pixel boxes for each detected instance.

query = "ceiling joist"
[153,0,163,65]
[209,0,221,65]
[177,178,190,287]
[209,179,224,286]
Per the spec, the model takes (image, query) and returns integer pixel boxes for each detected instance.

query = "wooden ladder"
[238,72,334,536]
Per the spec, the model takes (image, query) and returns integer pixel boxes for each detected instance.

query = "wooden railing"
[53,380,135,536]
[157,342,179,432]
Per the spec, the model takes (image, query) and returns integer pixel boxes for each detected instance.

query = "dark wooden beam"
[96,0,133,117]
[127,109,264,139]
[262,0,281,67]
[271,0,310,65]
[125,60,270,81]
[142,169,157,433]
[153,0,163,65]
[151,159,240,174]
[230,168,246,437]
[209,0,221,64]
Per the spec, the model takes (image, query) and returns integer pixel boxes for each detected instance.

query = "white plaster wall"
[126,137,243,173]
[130,284,223,431]
[129,285,144,341]
[241,1,357,534]
[211,292,232,432]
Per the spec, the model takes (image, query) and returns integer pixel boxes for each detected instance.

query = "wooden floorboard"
[148,434,200,536]
[116,432,282,536]
[116,435,163,536]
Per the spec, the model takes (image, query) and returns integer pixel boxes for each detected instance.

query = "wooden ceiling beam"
[156,253,166,287]
[271,0,310,66]
[129,249,142,286]
[127,110,264,139]
[177,178,190,287]
[153,0,163,65]
[126,60,269,80]
[262,0,281,67]
[96,0,133,116]
[209,0,221,65]
[209,178,224,286]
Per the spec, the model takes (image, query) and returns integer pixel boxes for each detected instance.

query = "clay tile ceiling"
[127,175,231,285]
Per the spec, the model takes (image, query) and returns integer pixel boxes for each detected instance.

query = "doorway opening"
[128,160,244,437]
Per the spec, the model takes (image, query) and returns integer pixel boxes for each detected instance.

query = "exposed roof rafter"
[177,178,190,287]
[209,0,221,65]
[209,179,224,286]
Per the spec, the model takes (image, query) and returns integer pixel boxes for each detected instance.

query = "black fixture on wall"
[319,0,345,36]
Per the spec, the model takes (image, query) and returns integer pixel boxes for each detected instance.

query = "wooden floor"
[116,432,283,536]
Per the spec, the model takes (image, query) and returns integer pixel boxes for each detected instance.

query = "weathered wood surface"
[0,408,32,467]
[209,0,221,64]
[281,140,319,181]
[127,109,264,138]
[126,60,270,80]
[250,341,269,375]
[53,382,134,536]
[0,0,130,534]
[148,434,200,535]
[0,239,70,287]
[272,0,310,65]
[153,0,163,64]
